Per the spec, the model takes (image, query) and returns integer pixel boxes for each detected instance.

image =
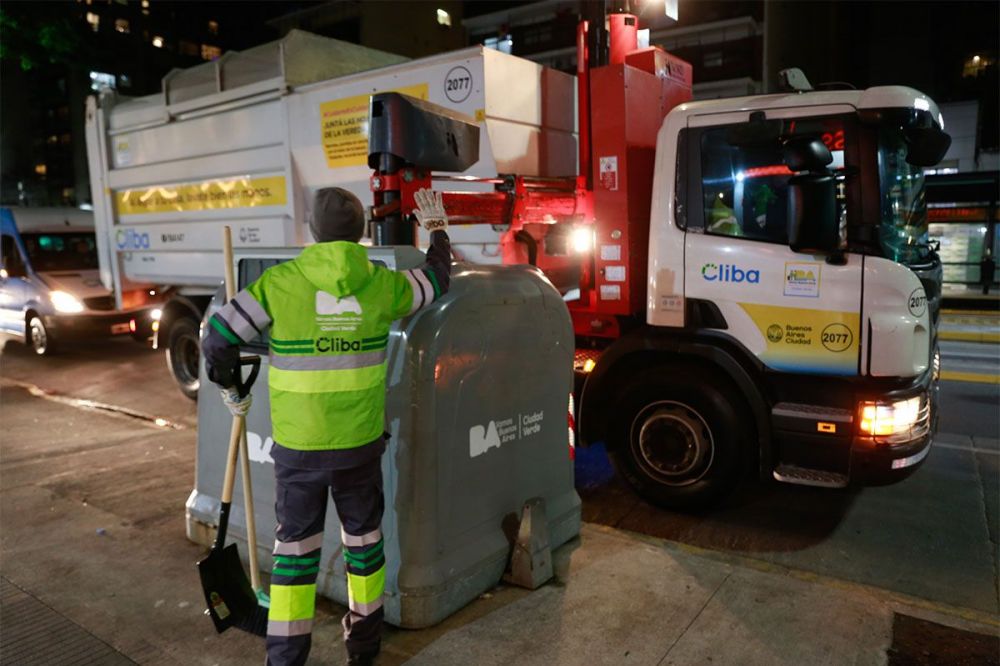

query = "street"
[1,334,998,664]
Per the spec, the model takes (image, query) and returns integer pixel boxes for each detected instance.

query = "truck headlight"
[50,290,84,314]
[858,397,922,437]
[151,308,163,321]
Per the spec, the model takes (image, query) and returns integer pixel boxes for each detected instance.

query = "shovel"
[197,355,262,633]
[198,225,267,634]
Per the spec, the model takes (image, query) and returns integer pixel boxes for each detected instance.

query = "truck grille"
[83,296,115,311]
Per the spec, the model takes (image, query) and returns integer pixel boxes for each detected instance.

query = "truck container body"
[85,30,576,395]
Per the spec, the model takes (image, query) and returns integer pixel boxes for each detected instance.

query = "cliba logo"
[315,337,363,353]
[701,263,760,284]
[115,228,150,250]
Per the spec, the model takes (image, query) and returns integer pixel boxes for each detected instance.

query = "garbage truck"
[365,10,950,509]
[84,29,577,398]
[88,11,948,511]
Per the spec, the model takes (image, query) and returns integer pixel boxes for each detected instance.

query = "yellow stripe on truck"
[114,175,287,215]
[739,303,861,375]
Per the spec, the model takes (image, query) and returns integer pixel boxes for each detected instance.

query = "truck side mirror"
[784,136,838,254]
[783,136,832,172]
[904,126,951,167]
[787,174,839,254]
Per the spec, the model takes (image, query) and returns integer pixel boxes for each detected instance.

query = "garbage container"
[186,245,581,628]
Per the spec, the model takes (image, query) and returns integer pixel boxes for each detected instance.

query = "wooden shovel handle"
[220,415,242,505]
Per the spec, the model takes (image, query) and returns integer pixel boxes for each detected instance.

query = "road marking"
[939,331,1000,343]
[0,378,185,430]
[941,309,999,316]
[933,441,1000,456]
[939,370,1000,384]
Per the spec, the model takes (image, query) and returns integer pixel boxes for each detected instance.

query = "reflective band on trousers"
[274,532,324,555]
[347,567,385,609]
[269,349,387,371]
[269,583,316,622]
[348,597,383,616]
[267,618,313,637]
[341,527,381,547]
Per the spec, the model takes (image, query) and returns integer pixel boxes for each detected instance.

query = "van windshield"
[21,233,99,271]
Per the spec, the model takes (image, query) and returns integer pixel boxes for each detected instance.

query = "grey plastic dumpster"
[186,245,581,628]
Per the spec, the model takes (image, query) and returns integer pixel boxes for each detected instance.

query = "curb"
[939,330,1000,344]
[940,370,1000,384]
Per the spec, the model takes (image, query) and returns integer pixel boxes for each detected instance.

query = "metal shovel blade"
[198,543,258,633]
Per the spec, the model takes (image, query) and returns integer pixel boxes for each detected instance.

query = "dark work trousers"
[265,456,385,666]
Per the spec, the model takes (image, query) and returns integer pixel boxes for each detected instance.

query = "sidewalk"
[2,516,997,665]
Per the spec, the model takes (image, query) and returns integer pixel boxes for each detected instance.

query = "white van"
[0,207,160,354]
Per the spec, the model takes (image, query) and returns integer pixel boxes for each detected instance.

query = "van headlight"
[50,290,84,314]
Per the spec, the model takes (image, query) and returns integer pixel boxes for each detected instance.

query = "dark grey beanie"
[310,187,365,242]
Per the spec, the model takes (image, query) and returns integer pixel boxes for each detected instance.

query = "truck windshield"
[877,126,929,264]
[21,233,99,271]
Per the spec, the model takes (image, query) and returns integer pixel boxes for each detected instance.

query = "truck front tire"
[607,363,748,510]
[166,316,200,400]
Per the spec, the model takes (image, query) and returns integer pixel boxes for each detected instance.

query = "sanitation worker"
[202,187,451,666]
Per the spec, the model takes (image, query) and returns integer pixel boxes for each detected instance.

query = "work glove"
[413,188,448,232]
[220,387,252,417]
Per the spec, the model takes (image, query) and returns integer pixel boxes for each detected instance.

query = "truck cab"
[579,86,947,507]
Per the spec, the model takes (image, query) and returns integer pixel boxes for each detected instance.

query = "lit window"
[208,20,219,35]
[152,35,164,48]
[47,135,59,145]
[89,70,116,91]
[201,44,222,61]
[436,9,451,27]
[86,12,99,31]
[115,18,129,34]
[35,164,47,176]
[963,54,992,78]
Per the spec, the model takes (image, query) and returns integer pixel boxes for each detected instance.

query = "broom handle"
[223,225,263,591]
[240,422,263,591]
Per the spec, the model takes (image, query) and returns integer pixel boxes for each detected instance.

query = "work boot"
[345,651,378,666]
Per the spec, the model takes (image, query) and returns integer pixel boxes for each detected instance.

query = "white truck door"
[683,107,863,377]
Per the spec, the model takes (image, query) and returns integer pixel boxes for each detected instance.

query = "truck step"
[773,464,849,489]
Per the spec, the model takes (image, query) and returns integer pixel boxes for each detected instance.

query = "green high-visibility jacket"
[204,235,449,450]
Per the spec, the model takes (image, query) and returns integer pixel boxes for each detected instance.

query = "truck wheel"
[607,364,748,510]
[27,315,55,356]
[166,316,200,400]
